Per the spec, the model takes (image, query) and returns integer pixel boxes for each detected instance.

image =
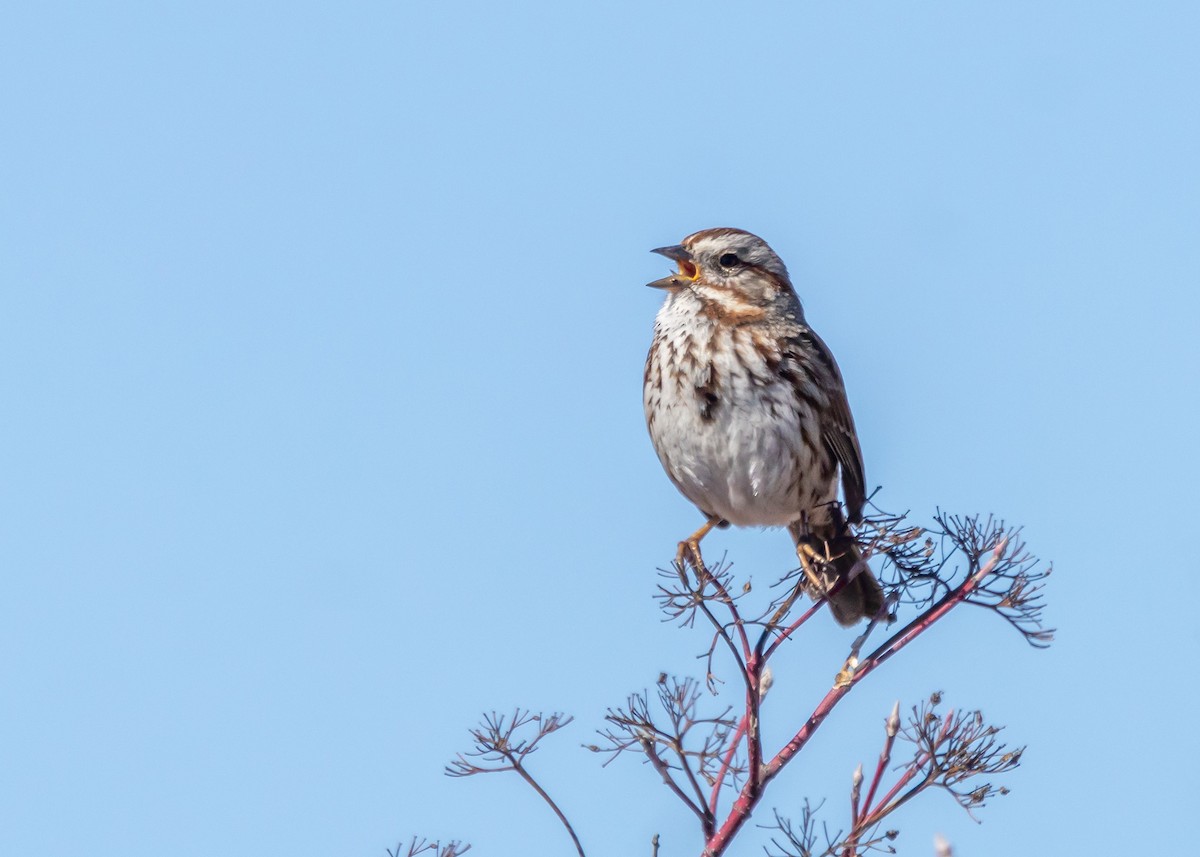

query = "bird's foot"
[795,538,833,597]
[675,515,721,577]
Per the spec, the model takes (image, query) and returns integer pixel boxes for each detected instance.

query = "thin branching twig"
[446,710,585,857]
[594,508,1051,856]
[443,507,1051,856]
[388,837,471,857]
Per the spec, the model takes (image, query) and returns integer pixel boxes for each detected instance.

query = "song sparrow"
[643,227,883,625]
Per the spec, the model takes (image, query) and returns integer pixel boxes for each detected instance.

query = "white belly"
[644,312,837,527]
[650,402,814,526]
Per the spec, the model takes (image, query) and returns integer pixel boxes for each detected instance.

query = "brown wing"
[800,329,867,523]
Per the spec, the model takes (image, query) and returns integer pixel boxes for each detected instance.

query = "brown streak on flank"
[645,354,663,391]
[785,467,802,502]
[643,335,659,387]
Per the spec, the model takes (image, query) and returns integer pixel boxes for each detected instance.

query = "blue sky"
[2,2,1197,855]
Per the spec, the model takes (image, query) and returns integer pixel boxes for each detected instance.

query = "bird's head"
[647,228,795,312]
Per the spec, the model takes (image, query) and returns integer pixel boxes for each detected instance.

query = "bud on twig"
[759,665,774,700]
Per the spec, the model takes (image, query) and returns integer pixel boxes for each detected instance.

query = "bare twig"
[700,513,1050,855]
[708,712,748,816]
[448,507,1050,857]
[446,710,584,857]
[388,837,471,857]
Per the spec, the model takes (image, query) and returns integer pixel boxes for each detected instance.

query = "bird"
[642,227,883,626]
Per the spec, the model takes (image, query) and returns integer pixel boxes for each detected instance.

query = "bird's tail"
[825,540,885,626]
[788,518,885,627]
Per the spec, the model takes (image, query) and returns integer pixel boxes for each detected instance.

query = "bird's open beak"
[647,244,700,289]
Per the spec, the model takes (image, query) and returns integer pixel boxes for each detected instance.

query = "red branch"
[762,599,824,661]
[859,701,900,824]
[709,713,749,817]
[701,538,1008,856]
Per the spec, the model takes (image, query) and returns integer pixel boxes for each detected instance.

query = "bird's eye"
[718,252,741,269]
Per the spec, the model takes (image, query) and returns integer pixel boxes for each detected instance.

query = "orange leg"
[676,515,721,573]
